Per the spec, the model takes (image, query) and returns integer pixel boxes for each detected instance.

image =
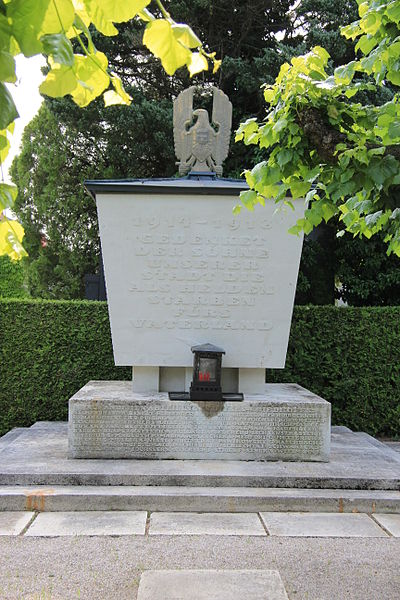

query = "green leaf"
[41,33,74,66]
[0,182,17,211]
[263,87,275,103]
[387,69,400,86]
[0,13,12,52]
[87,0,151,23]
[233,204,242,215]
[7,0,49,56]
[342,21,362,40]
[235,118,258,142]
[70,52,110,106]
[0,82,18,129]
[289,179,311,199]
[321,202,337,222]
[365,210,383,228]
[356,34,378,55]
[273,117,288,134]
[334,61,357,85]
[327,104,339,119]
[83,0,151,35]
[143,19,191,76]
[386,0,400,23]
[305,189,318,204]
[390,207,400,220]
[246,161,267,188]
[40,63,77,97]
[0,131,9,162]
[172,24,201,49]
[240,189,257,210]
[40,0,75,35]
[388,121,400,139]
[187,52,208,77]
[83,0,117,35]
[305,206,323,227]
[369,156,399,186]
[0,218,26,260]
[312,46,330,62]
[361,11,381,36]
[103,90,124,106]
[0,50,15,82]
[104,74,132,106]
[110,74,131,103]
[276,149,293,167]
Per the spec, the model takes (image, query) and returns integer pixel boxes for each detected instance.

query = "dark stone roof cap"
[84,173,248,198]
[191,343,226,354]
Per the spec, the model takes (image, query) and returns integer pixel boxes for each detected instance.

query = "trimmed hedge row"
[267,305,400,437]
[0,299,130,437]
[0,256,27,298]
[0,300,399,437]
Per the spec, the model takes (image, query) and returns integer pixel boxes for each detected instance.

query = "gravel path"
[0,535,399,599]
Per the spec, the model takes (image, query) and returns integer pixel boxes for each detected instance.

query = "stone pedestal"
[68,381,331,462]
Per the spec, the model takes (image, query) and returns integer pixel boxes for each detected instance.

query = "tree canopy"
[236,0,400,257]
[0,0,215,260]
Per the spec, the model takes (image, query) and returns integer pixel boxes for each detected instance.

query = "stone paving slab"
[2,485,400,513]
[24,510,147,537]
[137,570,289,599]
[373,513,400,536]
[0,511,34,535]
[1,423,400,489]
[149,512,266,536]
[260,512,388,537]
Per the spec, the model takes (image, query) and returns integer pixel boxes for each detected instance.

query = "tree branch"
[295,107,347,162]
[295,106,400,163]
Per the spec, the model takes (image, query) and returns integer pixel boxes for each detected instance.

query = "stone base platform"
[1,424,400,513]
[68,382,331,461]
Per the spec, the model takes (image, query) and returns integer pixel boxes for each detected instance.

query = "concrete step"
[1,485,399,513]
[0,428,28,454]
[2,423,400,490]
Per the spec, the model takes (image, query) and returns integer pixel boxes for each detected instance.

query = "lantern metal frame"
[169,343,243,402]
[190,343,225,401]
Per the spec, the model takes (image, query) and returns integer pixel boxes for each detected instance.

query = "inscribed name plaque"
[92,179,305,368]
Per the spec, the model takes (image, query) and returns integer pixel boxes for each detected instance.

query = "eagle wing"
[211,87,232,167]
[173,86,195,163]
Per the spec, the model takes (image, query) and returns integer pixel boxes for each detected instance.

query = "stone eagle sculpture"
[173,86,232,176]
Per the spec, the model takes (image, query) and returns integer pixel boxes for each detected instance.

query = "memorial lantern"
[190,343,225,401]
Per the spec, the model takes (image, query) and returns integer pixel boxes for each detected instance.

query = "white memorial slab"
[93,180,305,370]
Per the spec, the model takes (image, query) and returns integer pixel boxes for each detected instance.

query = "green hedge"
[0,256,28,298]
[0,299,130,437]
[0,300,399,437]
[267,305,400,437]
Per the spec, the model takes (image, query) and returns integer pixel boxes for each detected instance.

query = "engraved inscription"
[70,400,329,460]
[127,215,275,333]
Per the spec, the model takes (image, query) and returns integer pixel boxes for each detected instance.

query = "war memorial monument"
[1,87,400,516]
[69,86,331,462]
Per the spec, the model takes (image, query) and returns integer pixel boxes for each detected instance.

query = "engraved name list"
[127,212,274,332]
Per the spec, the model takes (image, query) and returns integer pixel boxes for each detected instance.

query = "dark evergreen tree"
[336,234,400,306]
